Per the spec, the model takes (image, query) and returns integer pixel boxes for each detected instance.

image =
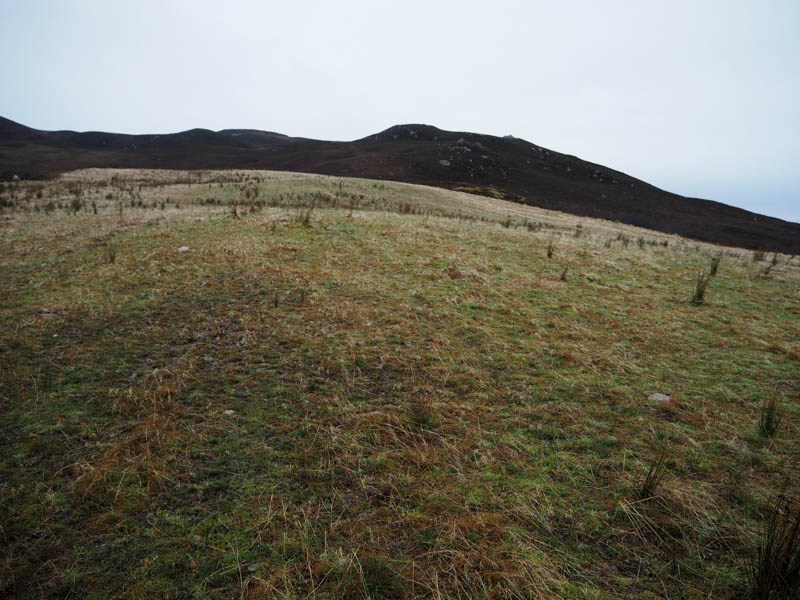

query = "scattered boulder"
[439,160,451,167]
[223,409,235,416]
[178,245,189,252]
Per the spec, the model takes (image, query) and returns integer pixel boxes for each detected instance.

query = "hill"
[1,169,798,598]
[1,117,798,253]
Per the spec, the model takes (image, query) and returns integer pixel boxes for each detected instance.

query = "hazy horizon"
[1,0,798,222]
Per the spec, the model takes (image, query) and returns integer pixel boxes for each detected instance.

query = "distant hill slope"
[1,117,798,252]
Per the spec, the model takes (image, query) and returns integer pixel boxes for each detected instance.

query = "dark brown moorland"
[1,116,798,253]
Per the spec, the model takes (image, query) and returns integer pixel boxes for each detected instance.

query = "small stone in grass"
[178,245,190,252]
[223,409,235,416]
[648,393,670,403]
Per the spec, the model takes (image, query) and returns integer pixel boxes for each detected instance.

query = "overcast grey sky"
[1,0,798,221]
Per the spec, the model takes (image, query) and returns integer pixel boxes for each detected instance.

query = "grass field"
[1,169,798,599]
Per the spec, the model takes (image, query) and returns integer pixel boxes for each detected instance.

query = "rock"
[178,245,189,252]
[223,409,235,416]
[439,160,451,167]
[11,174,20,181]
[247,564,258,573]
[648,393,670,403]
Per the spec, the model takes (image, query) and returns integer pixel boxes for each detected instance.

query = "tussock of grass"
[748,494,800,599]
[691,271,711,305]
[710,250,722,276]
[638,445,669,500]
[103,241,117,264]
[758,395,785,438]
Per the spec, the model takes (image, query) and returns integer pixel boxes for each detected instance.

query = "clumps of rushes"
[758,395,785,438]
[690,271,711,305]
[747,493,800,599]
[753,249,767,262]
[104,242,117,264]
[560,266,569,282]
[638,444,669,500]
[710,250,723,276]
[295,204,314,226]
[546,241,555,259]
[760,253,780,277]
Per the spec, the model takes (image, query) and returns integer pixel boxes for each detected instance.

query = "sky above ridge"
[1,0,798,221]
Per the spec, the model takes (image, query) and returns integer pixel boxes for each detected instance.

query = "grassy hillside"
[4,117,800,254]
[1,170,798,599]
